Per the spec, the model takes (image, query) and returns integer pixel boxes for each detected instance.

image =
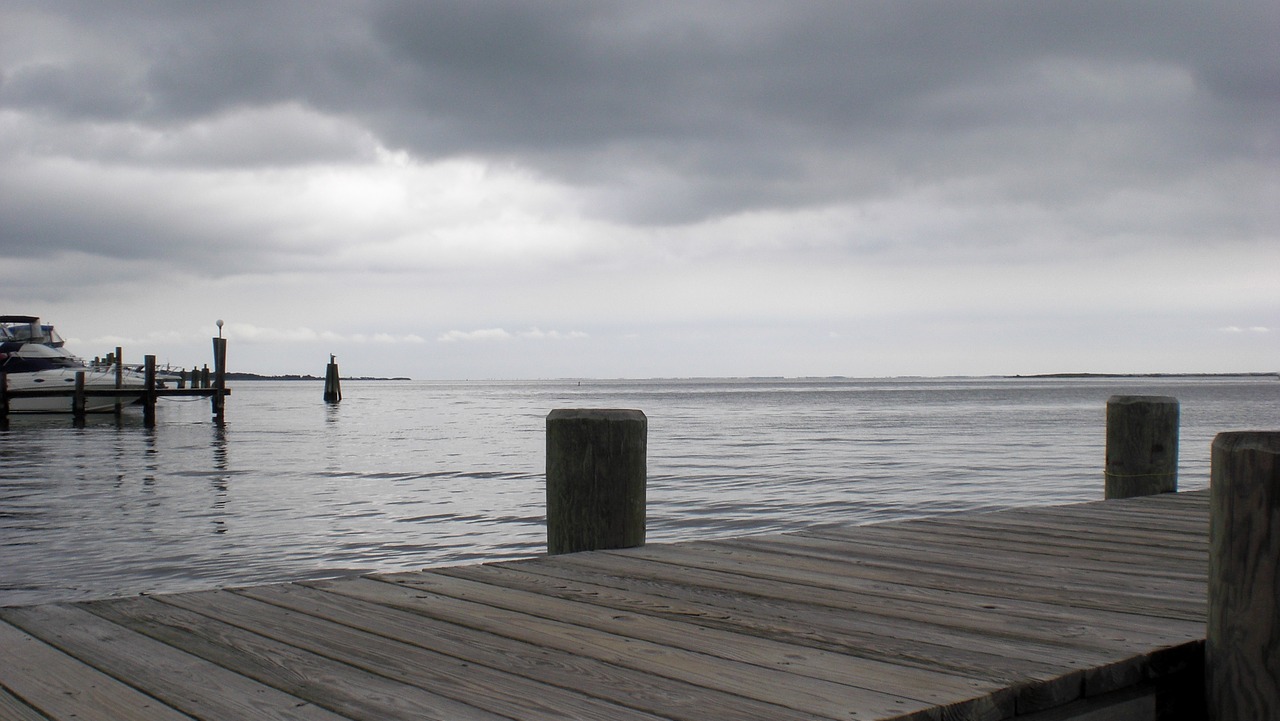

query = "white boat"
[0,315,151,413]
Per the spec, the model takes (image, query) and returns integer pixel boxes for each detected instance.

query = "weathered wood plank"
[875,501,1210,540]
[698,536,1205,613]
[438,558,1125,713]
[771,528,1206,583]
[879,518,1207,562]
[0,686,54,721]
[506,549,1202,656]
[916,509,1209,545]
[612,541,1204,633]
[86,596,507,721]
[0,603,347,721]
[238,581,926,721]
[445,558,1134,667]
[157,590,678,721]
[308,575,970,721]
[980,500,1209,532]
[742,525,1204,581]
[534,547,1202,642]
[0,617,194,721]
[803,529,1204,583]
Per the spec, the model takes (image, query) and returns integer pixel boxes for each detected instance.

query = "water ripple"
[1,376,1275,605]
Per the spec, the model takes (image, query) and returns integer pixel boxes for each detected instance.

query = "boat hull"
[8,394,143,413]
[4,368,149,414]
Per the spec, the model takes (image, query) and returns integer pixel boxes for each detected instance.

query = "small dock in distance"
[0,490,1209,721]
[0,340,230,424]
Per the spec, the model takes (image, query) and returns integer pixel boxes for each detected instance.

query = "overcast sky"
[2,1,1276,379]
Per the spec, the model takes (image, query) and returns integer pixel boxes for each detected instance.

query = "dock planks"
[0,491,1209,720]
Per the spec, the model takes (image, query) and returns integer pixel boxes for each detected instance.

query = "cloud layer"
[2,1,1276,377]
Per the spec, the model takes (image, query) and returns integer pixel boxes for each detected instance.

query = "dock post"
[114,346,124,416]
[143,355,157,427]
[73,371,87,418]
[1104,395,1179,499]
[211,337,227,420]
[1207,432,1280,720]
[0,373,8,426]
[546,409,646,555]
[323,354,342,403]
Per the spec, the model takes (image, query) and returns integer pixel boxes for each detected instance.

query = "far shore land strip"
[229,371,1278,381]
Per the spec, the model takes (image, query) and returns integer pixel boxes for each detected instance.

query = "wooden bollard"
[546,409,646,555]
[1208,432,1280,719]
[1104,395,1179,499]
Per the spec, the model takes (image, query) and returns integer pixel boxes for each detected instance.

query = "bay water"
[2,376,1276,606]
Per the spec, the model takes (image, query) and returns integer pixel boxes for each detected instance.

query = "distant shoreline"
[223,372,412,381]
[221,371,1276,382]
[1005,372,1279,379]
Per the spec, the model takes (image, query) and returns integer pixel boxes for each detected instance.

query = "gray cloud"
[9,3,1274,177]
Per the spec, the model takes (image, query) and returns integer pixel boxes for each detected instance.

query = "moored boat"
[0,315,151,413]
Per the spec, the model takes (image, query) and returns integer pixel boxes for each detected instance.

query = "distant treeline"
[1008,372,1279,379]
[223,372,411,381]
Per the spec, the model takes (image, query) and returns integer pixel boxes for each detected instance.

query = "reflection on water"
[1,376,1277,606]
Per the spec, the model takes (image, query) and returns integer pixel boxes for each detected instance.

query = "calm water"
[2,376,1277,606]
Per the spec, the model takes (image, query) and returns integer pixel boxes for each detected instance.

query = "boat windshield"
[42,325,66,347]
[9,325,42,343]
[0,321,59,345]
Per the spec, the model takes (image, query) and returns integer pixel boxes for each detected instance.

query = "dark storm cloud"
[1,1,1276,240]
[9,2,1274,151]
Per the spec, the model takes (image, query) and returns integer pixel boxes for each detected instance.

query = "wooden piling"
[1104,395,1179,499]
[1207,431,1280,720]
[0,373,8,424]
[113,346,124,416]
[546,408,646,555]
[323,354,342,403]
[142,355,157,427]
[72,371,86,418]
[211,338,226,420]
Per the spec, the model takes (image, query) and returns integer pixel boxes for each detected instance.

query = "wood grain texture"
[0,603,346,721]
[1207,432,1280,720]
[0,618,193,721]
[87,595,507,721]
[0,685,59,721]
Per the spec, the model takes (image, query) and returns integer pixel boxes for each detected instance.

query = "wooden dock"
[0,490,1209,721]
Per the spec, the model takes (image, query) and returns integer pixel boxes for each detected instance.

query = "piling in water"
[114,345,124,416]
[324,354,342,403]
[143,355,157,427]
[211,337,227,420]
[72,371,86,418]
